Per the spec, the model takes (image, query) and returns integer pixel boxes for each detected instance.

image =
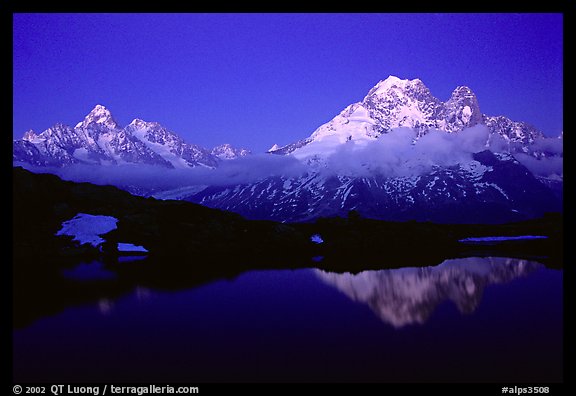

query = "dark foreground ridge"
[13,167,563,327]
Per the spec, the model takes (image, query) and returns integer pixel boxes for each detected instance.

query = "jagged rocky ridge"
[269,76,547,156]
[13,104,250,169]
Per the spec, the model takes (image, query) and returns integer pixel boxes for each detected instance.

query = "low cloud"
[319,125,562,180]
[20,125,562,194]
[514,136,563,178]
[321,125,491,178]
[27,152,308,193]
[515,153,563,179]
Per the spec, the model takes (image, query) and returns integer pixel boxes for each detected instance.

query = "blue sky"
[13,13,563,153]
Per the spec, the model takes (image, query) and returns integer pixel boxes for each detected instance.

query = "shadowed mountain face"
[315,257,543,328]
[187,150,561,223]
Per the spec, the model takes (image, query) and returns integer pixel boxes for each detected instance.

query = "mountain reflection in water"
[315,257,542,328]
[14,255,562,383]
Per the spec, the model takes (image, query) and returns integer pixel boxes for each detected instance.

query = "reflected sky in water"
[13,257,562,383]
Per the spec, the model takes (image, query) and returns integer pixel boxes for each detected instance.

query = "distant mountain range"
[13,76,562,224]
[13,104,251,169]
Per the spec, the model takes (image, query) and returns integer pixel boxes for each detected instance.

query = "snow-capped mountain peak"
[364,76,433,107]
[76,104,121,130]
[444,85,483,130]
[271,76,543,158]
[211,143,251,160]
[450,85,476,99]
[268,144,280,152]
[22,130,40,142]
[368,75,424,96]
[129,118,152,127]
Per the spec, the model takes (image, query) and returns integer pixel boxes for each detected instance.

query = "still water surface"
[13,257,563,383]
